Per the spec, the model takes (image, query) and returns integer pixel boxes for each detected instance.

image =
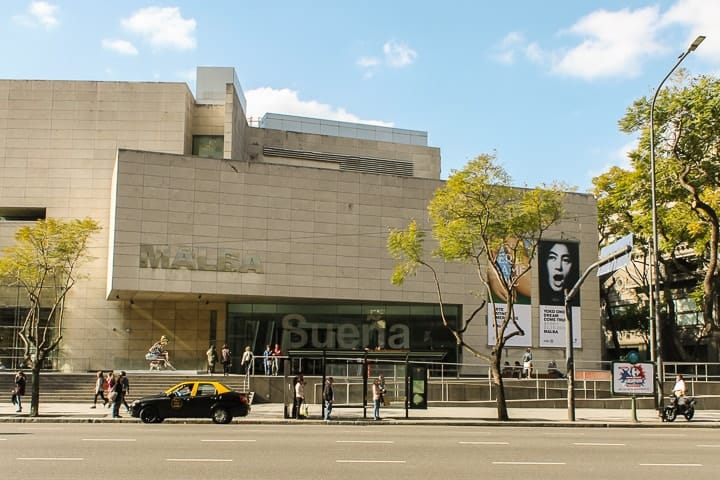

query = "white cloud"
[357,56,380,68]
[101,39,138,56]
[121,7,196,51]
[553,7,664,79]
[13,1,59,29]
[662,0,720,60]
[245,87,393,127]
[357,39,417,76]
[494,32,525,64]
[493,2,720,80]
[383,40,417,67]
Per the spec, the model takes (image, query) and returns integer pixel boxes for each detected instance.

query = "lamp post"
[649,35,704,412]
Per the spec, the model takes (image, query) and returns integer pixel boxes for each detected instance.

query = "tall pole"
[649,35,705,414]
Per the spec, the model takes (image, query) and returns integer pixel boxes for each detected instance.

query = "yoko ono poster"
[538,240,581,348]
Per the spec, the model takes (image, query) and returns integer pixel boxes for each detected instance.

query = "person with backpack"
[221,344,232,376]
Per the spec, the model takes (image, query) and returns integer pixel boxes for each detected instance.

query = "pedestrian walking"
[105,371,115,408]
[240,346,254,376]
[206,344,218,374]
[120,371,131,413]
[221,344,232,376]
[91,371,108,408]
[12,371,26,413]
[323,377,335,420]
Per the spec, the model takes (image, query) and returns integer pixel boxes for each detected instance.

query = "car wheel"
[140,406,160,424]
[212,407,232,424]
[684,406,694,421]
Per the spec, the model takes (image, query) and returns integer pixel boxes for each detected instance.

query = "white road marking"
[459,441,509,445]
[573,442,625,446]
[167,458,233,462]
[639,463,702,467]
[493,461,565,465]
[82,438,136,442]
[697,444,720,448]
[336,440,394,444]
[336,460,406,464]
[201,439,256,442]
[639,433,687,437]
[18,457,83,461]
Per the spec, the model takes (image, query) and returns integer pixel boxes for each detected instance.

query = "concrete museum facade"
[0,67,599,373]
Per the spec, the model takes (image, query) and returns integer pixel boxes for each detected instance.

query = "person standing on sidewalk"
[293,374,305,419]
[323,377,335,421]
[12,371,26,413]
[372,377,384,420]
[91,371,108,408]
[221,344,232,376]
[110,373,125,418]
[206,344,218,374]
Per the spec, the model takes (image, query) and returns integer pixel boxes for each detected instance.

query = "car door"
[188,382,218,417]
[166,383,195,418]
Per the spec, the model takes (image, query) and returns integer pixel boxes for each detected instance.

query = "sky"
[2,0,719,192]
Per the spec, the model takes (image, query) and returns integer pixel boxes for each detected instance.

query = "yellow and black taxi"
[130,380,250,424]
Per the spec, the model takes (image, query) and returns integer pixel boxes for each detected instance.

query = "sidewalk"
[2,402,720,427]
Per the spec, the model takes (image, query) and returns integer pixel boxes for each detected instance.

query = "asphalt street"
[2,423,720,480]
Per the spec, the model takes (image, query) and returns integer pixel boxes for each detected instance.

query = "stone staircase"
[0,371,252,404]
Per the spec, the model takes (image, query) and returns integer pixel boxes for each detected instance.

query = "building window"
[0,207,46,222]
[192,135,224,159]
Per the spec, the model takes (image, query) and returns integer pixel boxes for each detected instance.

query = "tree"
[0,218,101,416]
[597,72,720,360]
[388,154,565,420]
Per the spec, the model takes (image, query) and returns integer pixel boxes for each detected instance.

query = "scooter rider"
[672,374,687,405]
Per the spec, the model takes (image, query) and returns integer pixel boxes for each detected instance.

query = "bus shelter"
[285,349,446,419]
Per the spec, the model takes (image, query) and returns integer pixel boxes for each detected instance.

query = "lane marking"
[697,444,720,448]
[167,459,233,462]
[336,460,406,464]
[18,457,83,461]
[459,441,509,445]
[639,463,702,467]
[573,442,625,446]
[639,433,686,438]
[201,439,256,442]
[493,462,565,465]
[82,438,136,442]
[336,440,394,444]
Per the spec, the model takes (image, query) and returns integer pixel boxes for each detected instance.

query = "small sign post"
[612,359,655,423]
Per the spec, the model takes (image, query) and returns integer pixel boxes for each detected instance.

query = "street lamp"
[649,35,704,410]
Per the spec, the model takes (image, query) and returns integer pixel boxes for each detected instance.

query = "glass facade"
[226,302,460,374]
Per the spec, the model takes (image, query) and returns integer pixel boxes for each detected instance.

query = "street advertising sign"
[612,361,655,396]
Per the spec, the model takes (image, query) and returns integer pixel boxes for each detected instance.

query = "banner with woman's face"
[538,240,581,348]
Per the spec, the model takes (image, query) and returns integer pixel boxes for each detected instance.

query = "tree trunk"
[30,363,41,417]
[491,355,509,421]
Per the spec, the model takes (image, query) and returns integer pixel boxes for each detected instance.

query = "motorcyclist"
[672,374,687,406]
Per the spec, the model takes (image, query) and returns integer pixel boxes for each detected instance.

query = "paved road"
[2,423,720,479]
[3,401,720,427]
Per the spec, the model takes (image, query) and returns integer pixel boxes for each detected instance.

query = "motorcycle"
[663,395,696,422]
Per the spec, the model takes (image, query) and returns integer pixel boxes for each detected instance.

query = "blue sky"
[2,1,719,191]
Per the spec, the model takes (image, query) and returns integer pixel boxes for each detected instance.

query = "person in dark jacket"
[13,371,26,413]
[110,373,125,419]
[323,377,335,421]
